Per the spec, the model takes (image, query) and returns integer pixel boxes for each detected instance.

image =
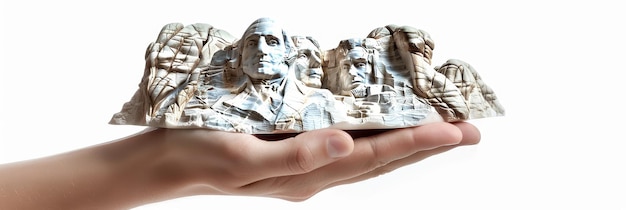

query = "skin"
[0,122,480,209]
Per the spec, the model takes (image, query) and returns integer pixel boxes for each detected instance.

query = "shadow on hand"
[254,129,395,141]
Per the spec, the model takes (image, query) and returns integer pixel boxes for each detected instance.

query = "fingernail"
[327,135,350,158]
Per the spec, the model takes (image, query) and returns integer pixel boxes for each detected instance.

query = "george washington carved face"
[240,19,289,80]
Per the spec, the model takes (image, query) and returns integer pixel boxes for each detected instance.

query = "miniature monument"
[110,17,505,134]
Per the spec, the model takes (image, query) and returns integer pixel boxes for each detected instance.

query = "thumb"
[253,129,354,177]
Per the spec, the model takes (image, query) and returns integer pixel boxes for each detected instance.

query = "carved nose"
[310,57,321,68]
[257,37,270,55]
[310,53,321,66]
[348,66,359,76]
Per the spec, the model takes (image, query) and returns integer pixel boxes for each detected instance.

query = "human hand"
[160,121,480,201]
[0,122,479,209]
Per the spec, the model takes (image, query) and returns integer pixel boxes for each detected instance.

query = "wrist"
[93,128,193,208]
[140,128,219,197]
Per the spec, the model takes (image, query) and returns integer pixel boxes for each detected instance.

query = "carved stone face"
[241,21,288,80]
[293,37,323,88]
[339,47,369,92]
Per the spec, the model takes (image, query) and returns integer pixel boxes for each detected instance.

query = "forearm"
[0,128,188,210]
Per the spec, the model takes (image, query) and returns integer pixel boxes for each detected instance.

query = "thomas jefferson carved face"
[292,36,323,88]
[241,19,288,80]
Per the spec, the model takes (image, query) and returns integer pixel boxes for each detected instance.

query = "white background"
[1,1,624,209]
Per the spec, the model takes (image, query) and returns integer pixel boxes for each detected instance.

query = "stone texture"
[110,18,505,134]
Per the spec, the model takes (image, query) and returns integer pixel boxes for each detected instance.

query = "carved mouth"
[308,73,322,79]
[257,60,272,67]
[350,80,364,89]
[351,77,364,84]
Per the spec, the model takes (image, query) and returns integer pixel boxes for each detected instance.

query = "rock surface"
[110,18,505,134]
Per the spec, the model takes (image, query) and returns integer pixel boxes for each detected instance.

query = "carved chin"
[303,80,322,88]
[244,66,285,79]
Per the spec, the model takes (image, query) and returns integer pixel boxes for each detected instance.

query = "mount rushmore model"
[110,17,505,134]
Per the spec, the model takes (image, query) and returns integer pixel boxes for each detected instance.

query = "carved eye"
[267,38,279,46]
[246,40,257,47]
[355,62,367,68]
[298,53,308,59]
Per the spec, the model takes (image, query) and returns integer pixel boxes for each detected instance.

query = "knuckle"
[366,139,391,169]
[289,145,316,173]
